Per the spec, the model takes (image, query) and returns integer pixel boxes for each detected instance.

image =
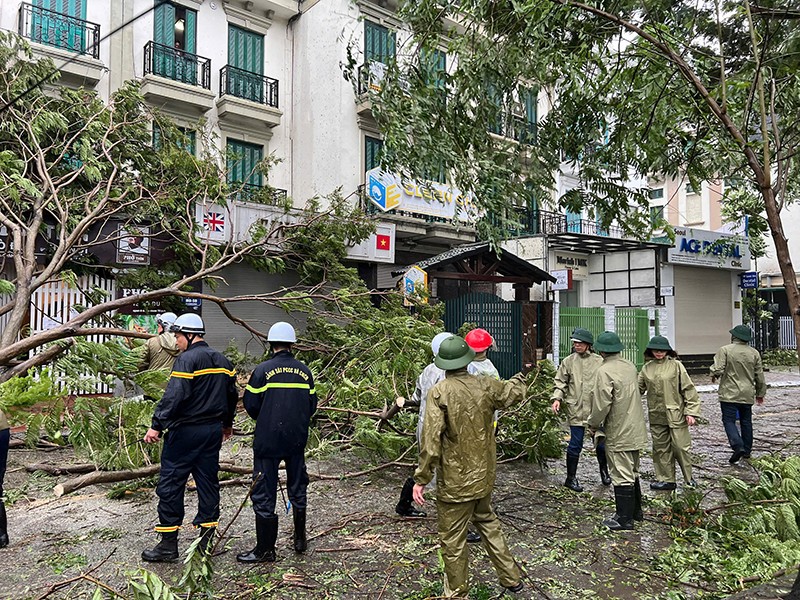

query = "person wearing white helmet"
[141,313,239,561]
[238,321,317,563]
[393,331,451,519]
[140,312,180,391]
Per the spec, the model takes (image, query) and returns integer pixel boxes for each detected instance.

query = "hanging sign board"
[550,269,573,291]
[402,266,428,306]
[740,271,759,289]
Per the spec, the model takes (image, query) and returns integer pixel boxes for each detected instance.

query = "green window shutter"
[365,136,383,171]
[227,139,263,188]
[184,8,196,54]
[228,25,263,74]
[365,21,394,63]
[153,1,175,47]
[184,130,196,155]
[521,87,537,144]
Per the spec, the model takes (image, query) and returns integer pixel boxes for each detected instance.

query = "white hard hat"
[431,332,453,357]
[170,313,205,335]
[157,312,178,328]
[267,321,297,343]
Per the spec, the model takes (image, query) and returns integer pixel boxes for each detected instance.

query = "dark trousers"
[156,422,222,528]
[251,454,309,518]
[721,402,753,454]
[567,425,605,457]
[0,428,9,496]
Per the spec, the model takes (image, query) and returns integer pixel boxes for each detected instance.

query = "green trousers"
[650,423,693,484]
[437,494,521,597]
[606,449,640,486]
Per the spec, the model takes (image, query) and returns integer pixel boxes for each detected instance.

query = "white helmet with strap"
[157,312,178,329]
[267,321,297,343]
[170,313,205,335]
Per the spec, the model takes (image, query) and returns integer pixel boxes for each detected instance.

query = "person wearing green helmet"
[551,327,608,492]
[412,335,532,597]
[588,332,648,531]
[638,336,701,490]
[710,325,767,464]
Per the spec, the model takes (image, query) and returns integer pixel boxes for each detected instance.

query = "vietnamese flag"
[376,234,391,251]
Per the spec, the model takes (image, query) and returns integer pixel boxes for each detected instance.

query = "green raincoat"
[0,409,7,431]
[552,351,603,426]
[588,354,648,451]
[710,339,767,404]
[414,370,527,502]
[638,357,701,427]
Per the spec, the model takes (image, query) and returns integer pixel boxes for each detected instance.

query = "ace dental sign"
[667,228,750,271]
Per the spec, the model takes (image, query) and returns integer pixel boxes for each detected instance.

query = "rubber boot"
[602,486,635,531]
[564,454,583,492]
[236,515,278,563]
[633,479,643,522]
[596,447,612,486]
[293,508,307,553]
[0,501,8,548]
[141,530,179,562]
[197,526,216,555]
[395,477,426,517]
[466,530,481,543]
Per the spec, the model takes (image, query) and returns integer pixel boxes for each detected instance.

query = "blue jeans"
[567,426,605,457]
[721,402,752,454]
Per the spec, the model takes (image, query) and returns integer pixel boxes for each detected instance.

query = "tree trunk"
[761,186,800,367]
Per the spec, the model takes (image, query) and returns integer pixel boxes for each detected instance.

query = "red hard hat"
[465,328,493,352]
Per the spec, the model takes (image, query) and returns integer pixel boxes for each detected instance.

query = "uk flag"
[203,211,226,232]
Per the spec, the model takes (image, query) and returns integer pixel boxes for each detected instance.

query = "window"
[152,1,198,84]
[227,25,265,102]
[518,87,537,144]
[29,0,89,54]
[650,205,664,226]
[365,136,383,172]
[227,139,263,200]
[153,125,196,155]
[685,182,699,195]
[648,188,664,200]
[364,21,395,64]
[420,46,446,89]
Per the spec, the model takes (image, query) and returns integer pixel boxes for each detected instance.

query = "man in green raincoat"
[710,325,767,464]
[413,335,530,597]
[588,331,648,531]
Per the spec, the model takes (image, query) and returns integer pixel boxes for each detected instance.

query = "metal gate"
[558,307,605,361]
[444,292,522,378]
[616,308,650,370]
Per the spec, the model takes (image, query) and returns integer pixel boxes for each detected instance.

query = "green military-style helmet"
[594,331,624,353]
[570,328,594,345]
[646,335,673,351]
[434,335,476,370]
[729,324,753,342]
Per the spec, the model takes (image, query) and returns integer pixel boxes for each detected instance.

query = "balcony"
[216,66,282,130]
[489,114,537,145]
[18,2,104,87]
[140,41,214,115]
[355,62,387,117]
[229,182,288,205]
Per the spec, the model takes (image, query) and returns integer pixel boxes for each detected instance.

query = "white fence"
[1,275,118,394]
[779,316,795,348]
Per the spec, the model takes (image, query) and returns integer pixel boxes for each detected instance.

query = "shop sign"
[666,228,750,270]
[402,265,428,306]
[740,271,759,289]
[659,286,674,297]
[550,269,573,291]
[117,227,151,265]
[366,168,478,222]
[553,253,589,278]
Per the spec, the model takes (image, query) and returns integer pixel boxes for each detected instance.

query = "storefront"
[659,227,750,356]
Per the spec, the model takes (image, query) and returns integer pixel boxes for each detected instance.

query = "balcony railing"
[538,210,624,238]
[357,61,389,95]
[19,3,100,59]
[219,65,279,108]
[229,182,288,205]
[144,41,211,89]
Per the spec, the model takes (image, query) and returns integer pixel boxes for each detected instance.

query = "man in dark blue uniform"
[237,321,317,563]
[142,313,239,562]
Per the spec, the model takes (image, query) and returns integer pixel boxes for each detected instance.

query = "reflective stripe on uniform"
[170,367,236,380]
[197,521,219,528]
[155,525,181,533]
[246,382,313,394]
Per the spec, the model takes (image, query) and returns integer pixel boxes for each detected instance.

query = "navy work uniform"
[243,350,317,517]
[151,341,238,537]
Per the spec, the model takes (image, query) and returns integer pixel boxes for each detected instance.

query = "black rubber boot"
[0,501,8,548]
[602,486,635,531]
[395,477,426,517]
[141,530,179,562]
[596,447,612,486]
[466,530,481,543]
[633,478,643,522]
[236,515,278,563]
[197,526,216,555]
[293,508,307,553]
[564,454,583,492]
